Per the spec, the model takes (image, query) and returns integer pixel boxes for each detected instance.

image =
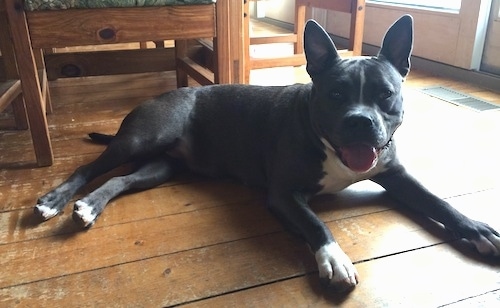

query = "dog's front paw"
[455,220,500,257]
[467,221,500,257]
[72,200,98,228]
[470,234,500,257]
[315,242,359,292]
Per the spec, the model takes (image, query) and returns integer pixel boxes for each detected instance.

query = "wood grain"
[44,48,177,79]
[182,244,500,308]
[27,6,216,48]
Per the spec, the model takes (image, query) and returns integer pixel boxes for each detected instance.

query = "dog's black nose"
[340,114,379,145]
[343,114,374,130]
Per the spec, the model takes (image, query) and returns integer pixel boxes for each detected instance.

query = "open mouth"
[337,143,380,173]
[325,140,392,173]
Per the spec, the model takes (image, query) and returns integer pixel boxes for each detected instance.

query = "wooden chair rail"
[26,5,217,49]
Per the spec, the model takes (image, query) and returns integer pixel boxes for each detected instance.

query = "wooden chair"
[0,8,28,131]
[243,0,366,83]
[0,4,52,166]
[4,0,241,167]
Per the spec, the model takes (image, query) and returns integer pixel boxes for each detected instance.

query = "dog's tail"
[88,132,115,145]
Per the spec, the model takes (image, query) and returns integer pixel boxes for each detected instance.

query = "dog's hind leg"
[35,95,192,221]
[34,132,167,221]
[72,156,178,228]
[35,151,125,220]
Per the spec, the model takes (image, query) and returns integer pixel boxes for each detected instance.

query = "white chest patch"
[317,139,387,195]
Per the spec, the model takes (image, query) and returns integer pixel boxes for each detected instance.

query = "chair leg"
[174,40,189,88]
[44,72,53,114]
[230,0,244,84]
[33,48,53,113]
[215,0,234,84]
[11,95,29,130]
[6,1,53,167]
[349,0,365,56]
[212,37,221,84]
[294,2,306,55]
[242,0,251,84]
[0,7,28,130]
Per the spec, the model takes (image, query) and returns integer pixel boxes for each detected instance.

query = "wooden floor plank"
[0,213,456,306]
[1,202,495,307]
[181,244,500,308]
[6,186,499,304]
[440,289,500,307]
[0,199,276,289]
[0,154,97,186]
[0,180,263,243]
[0,182,392,288]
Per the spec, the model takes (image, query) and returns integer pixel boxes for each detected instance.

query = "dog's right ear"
[378,15,414,77]
[304,20,340,77]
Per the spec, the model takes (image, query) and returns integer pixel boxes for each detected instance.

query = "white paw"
[74,200,97,228]
[470,234,500,257]
[35,204,59,220]
[315,242,359,291]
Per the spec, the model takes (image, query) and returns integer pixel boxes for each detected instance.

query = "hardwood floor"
[1,58,500,306]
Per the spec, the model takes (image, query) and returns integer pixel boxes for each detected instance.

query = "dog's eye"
[380,90,393,100]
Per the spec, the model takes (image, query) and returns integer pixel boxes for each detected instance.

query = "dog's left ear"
[378,15,414,77]
[304,20,340,77]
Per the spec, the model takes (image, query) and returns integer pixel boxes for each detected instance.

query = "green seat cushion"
[24,0,216,11]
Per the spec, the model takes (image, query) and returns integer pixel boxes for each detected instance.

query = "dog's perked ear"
[378,15,414,77]
[304,20,341,77]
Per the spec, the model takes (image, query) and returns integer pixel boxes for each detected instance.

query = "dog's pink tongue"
[340,144,378,172]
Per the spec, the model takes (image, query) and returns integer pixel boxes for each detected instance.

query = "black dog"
[35,16,500,291]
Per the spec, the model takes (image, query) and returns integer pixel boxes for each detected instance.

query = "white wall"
[255,0,295,23]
